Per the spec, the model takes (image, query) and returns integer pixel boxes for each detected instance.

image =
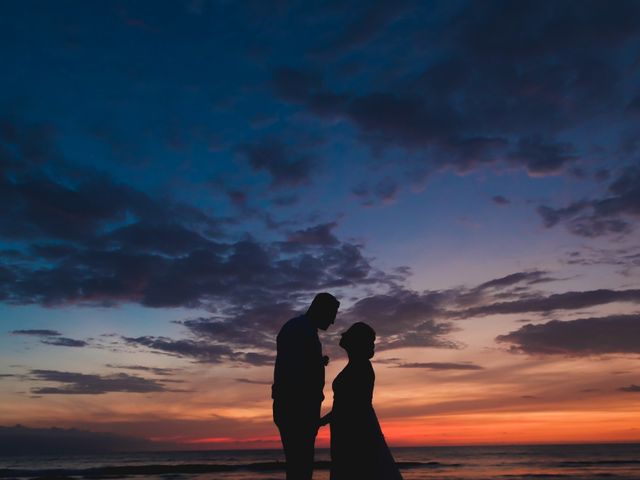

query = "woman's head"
[339,322,376,359]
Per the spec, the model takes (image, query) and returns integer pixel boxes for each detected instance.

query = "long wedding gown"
[329,359,403,480]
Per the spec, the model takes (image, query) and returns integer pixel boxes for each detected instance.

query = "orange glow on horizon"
[153,410,640,450]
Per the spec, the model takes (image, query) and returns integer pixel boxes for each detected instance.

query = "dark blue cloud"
[457,288,640,318]
[11,329,61,336]
[497,314,640,356]
[40,337,88,348]
[27,369,181,395]
[0,118,397,310]
[491,195,510,206]
[239,139,316,188]
[475,271,555,291]
[538,164,640,236]
[284,222,339,246]
[11,329,87,348]
[269,0,640,192]
[508,136,577,176]
[2,0,640,374]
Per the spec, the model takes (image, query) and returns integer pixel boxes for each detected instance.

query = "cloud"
[272,67,324,103]
[270,193,299,207]
[351,178,399,206]
[346,92,459,149]
[508,136,577,176]
[372,178,399,204]
[619,384,640,392]
[538,164,640,237]
[1,116,409,318]
[496,314,640,355]
[122,336,234,364]
[457,289,640,318]
[239,139,314,187]
[271,1,640,184]
[340,288,458,350]
[27,369,180,395]
[0,117,57,169]
[0,169,177,243]
[124,284,464,365]
[285,222,339,246]
[274,62,580,176]
[122,334,276,367]
[40,337,88,347]
[163,269,566,360]
[182,311,282,350]
[121,301,299,366]
[2,229,391,309]
[104,364,180,376]
[101,223,215,256]
[491,195,510,206]
[235,378,272,385]
[178,270,640,361]
[122,268,568,363]
[397,362,483,370]
[11,329,61,336]
[563,246,640,275]
[475,270,554,291]
[11,329,87,347]
[312,0,413,56]
[376,359,483,370]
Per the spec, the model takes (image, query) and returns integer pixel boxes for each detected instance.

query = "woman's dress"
[330,359,403,480]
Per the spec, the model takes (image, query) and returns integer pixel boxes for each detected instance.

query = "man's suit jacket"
[272,314,325,427]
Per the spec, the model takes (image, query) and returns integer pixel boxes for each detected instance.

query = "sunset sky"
[1,0,640,450]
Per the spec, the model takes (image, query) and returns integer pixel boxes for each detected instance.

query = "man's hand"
[323,355,329,366]
[319,411,332,427]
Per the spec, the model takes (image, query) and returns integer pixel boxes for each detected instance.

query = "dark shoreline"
[0,461,447,479]
[2,445,640,480]
[6,458,640,479]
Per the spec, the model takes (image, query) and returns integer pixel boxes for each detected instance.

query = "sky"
[1,0,640,451]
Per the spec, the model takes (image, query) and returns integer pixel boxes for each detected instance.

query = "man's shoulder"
[277,314,313,341]
[279,314,307,332]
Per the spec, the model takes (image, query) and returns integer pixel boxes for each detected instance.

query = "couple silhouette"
[272,293,403,480]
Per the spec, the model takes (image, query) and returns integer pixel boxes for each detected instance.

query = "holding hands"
[319,411,332,428]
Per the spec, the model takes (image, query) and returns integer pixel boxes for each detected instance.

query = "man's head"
[307,292,340,331]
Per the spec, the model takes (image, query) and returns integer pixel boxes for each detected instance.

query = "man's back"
[272,314,325,409]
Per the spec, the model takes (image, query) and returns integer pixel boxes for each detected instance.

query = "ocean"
[1,444,639,479]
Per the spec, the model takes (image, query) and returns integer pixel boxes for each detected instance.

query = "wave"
[558,459,640,467]
[500,475,629,479]
[0,460,461,478]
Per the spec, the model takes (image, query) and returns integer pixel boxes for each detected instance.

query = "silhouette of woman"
[320,322,403,480]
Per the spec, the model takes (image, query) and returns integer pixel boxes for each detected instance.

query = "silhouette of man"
[272,292,340,480]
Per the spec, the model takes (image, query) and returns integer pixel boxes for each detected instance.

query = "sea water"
[1,443,639,479]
